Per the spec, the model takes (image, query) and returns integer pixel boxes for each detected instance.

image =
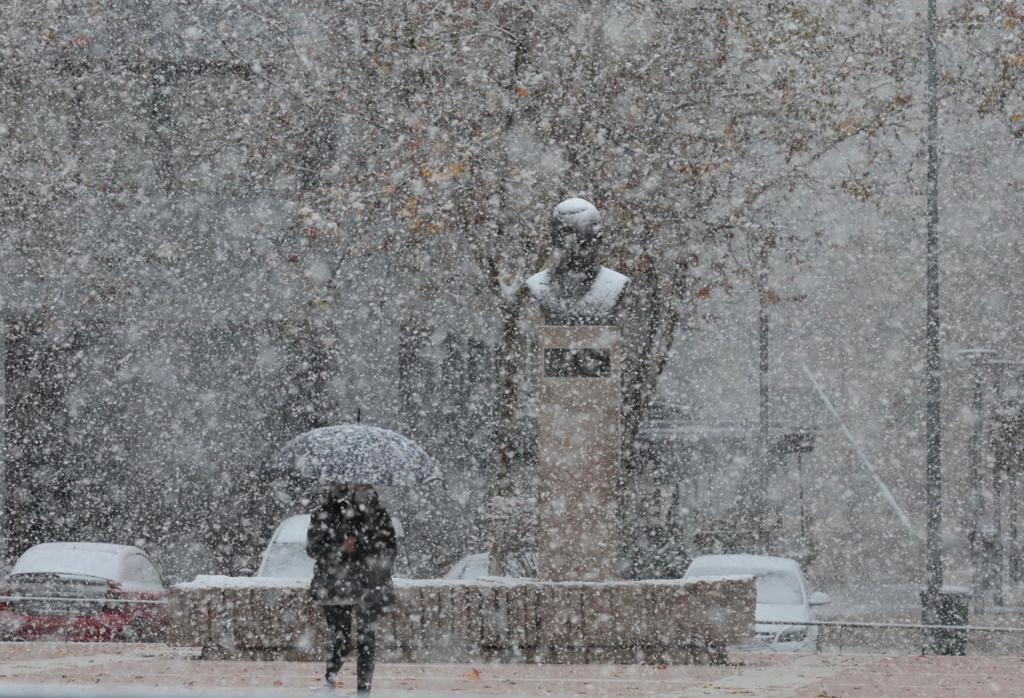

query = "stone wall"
[167,576,755,664]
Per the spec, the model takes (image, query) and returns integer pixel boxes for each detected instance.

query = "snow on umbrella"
[270,424,443,486]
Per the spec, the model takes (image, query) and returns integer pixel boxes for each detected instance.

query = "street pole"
[797,450,808,550]
[991,359,1024,585]
[757,234,770,552]
[994,460,1006,606]
[923,0,944,629]
[0,316,5,563]
[959,349,994,597]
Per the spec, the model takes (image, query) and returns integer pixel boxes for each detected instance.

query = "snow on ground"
[1,643,1023,697]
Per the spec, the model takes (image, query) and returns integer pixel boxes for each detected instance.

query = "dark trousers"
[323,604,377,692]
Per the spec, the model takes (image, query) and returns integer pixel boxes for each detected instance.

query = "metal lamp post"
[921,0,956,653]
[755,234,771,552]
[990,359,1024,588]
[956,348,996,603]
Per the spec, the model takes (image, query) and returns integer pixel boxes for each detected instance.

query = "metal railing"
[757,618,1024,633]
[754,618,1024,654]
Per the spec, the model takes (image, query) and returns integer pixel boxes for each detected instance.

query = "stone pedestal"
[536,325,624,581]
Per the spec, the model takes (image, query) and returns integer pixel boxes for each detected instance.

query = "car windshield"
[445,554,489,580]
[259,542,314,579]
[12,547,121,581]
[272,515,311,543]
[754,572,804,605]
[687,567,804,605]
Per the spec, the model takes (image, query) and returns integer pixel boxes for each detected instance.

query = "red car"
[0,542,168,642]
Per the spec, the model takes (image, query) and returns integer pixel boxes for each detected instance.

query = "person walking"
[307,483,397,695]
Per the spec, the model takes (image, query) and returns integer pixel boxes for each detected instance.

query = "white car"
[0,542,168,642]
[256,514,316,579]
[443,552,490,580]
[682,554,829,652]
[256,513,404,579]
[443,551,537,580]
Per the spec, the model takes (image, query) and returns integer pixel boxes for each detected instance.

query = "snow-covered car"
[0,542,168,642]
[443,552,490,580]
[682,554,829,652]
[256,514,316,579]
[256,513,404,579]
[444,551,537,580]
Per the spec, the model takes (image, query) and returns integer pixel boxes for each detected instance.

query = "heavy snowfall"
[1,1,1024,695]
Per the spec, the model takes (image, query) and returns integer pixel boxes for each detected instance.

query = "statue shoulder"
[597,266,630,288]
[584,266,630,309]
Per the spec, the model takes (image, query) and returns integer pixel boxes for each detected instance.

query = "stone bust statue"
[526,197,630,325]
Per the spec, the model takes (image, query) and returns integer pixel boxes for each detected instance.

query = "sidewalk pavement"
[2,642,1024,697]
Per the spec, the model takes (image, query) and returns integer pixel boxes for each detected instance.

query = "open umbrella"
[270,424,443,486]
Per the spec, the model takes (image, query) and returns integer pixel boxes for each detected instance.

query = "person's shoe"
[311,677,335,694]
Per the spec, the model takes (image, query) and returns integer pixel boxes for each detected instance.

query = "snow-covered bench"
[167,575,754,664]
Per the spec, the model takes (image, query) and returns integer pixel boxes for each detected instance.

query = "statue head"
[525,196,630,326]
[550,198,602,272]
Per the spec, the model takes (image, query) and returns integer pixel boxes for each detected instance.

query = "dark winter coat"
[306,486,397,613]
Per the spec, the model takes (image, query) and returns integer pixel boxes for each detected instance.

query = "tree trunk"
[494,289,527,496]
[621,264,686,468]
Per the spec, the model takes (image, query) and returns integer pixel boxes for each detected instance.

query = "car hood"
[755,603,811,634]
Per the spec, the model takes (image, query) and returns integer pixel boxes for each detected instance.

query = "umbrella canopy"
[271,424,443,486]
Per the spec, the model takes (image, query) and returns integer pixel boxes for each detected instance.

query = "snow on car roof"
[11,542,145,580]
[687,554,802,574]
